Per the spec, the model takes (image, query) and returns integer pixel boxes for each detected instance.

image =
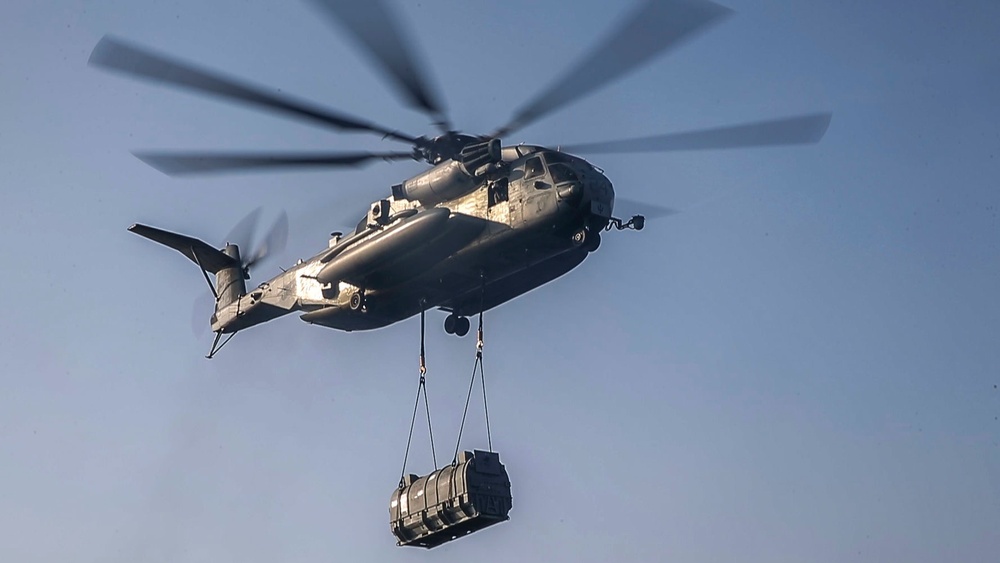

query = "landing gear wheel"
[583,231,601,252]
[571,228,587,246]
[349,290,365,311]
[454,316,471,337]
[444,314,471,337]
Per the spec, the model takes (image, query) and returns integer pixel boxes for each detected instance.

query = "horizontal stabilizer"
[128,224,238,273]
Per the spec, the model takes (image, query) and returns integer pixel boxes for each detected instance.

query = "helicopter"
[90,0,831,357]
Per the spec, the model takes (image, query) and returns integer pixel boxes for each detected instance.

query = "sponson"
[389,450,512,548]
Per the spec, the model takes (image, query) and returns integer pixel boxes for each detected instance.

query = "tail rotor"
[221,207,289,280]
[242,211,289,279]
[172,208,289,337]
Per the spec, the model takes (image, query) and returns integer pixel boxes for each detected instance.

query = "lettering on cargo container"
[471,493,506,515]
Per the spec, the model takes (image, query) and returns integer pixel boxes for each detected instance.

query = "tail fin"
[128,223,246,308]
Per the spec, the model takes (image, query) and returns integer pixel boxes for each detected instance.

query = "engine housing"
[393,139,501,205]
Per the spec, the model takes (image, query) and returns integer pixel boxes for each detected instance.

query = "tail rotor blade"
[244,211,289,272]
[224,207,261,249]
[192,291,215,337]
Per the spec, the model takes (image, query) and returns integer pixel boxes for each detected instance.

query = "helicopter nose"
[586,175,615,221]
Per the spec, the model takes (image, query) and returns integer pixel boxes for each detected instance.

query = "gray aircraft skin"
[95,0,832,352]
[131,143,613,338]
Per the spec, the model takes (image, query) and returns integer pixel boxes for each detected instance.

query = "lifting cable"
[453,280,493,463]
[399,305,437,486]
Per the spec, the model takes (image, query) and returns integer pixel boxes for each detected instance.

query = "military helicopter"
[91,0,831,357]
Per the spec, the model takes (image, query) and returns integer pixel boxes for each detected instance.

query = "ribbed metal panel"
[389,450,512,548]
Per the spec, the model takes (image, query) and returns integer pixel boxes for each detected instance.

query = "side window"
[488,177,509,207]
[524,157,544,180]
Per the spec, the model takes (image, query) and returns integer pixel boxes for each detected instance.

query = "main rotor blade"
[132,150,416,176]
[89,35,418,144]
[492,0,731,138]
[614,197,679,220]
[308,0,449,130]
[562,113,832,154]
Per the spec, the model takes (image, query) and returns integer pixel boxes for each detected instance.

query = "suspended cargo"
[390,450,512,548]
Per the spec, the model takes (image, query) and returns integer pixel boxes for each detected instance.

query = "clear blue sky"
[2,1,998,561]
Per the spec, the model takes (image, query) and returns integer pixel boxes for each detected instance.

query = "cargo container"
[390,450,512,548]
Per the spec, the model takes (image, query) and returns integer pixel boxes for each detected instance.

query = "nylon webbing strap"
[399,307,437,487]
[453,309,493,462]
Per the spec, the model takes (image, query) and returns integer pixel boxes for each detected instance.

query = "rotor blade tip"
[89,34,134,68]
[814,112,833,141]
[88,35,114,66]
[131,151,178,176]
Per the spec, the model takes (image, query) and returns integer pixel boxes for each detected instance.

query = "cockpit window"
[545,152,575,164]
[549,163,579,184]
[515,145,538,158]
[547,151,596,172]
[524,156,545,180]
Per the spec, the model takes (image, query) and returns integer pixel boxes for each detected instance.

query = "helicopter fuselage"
[210,145,614,334]
[104,0,830,358]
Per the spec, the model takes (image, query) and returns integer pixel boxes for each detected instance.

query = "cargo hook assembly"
[399,302,438,486]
